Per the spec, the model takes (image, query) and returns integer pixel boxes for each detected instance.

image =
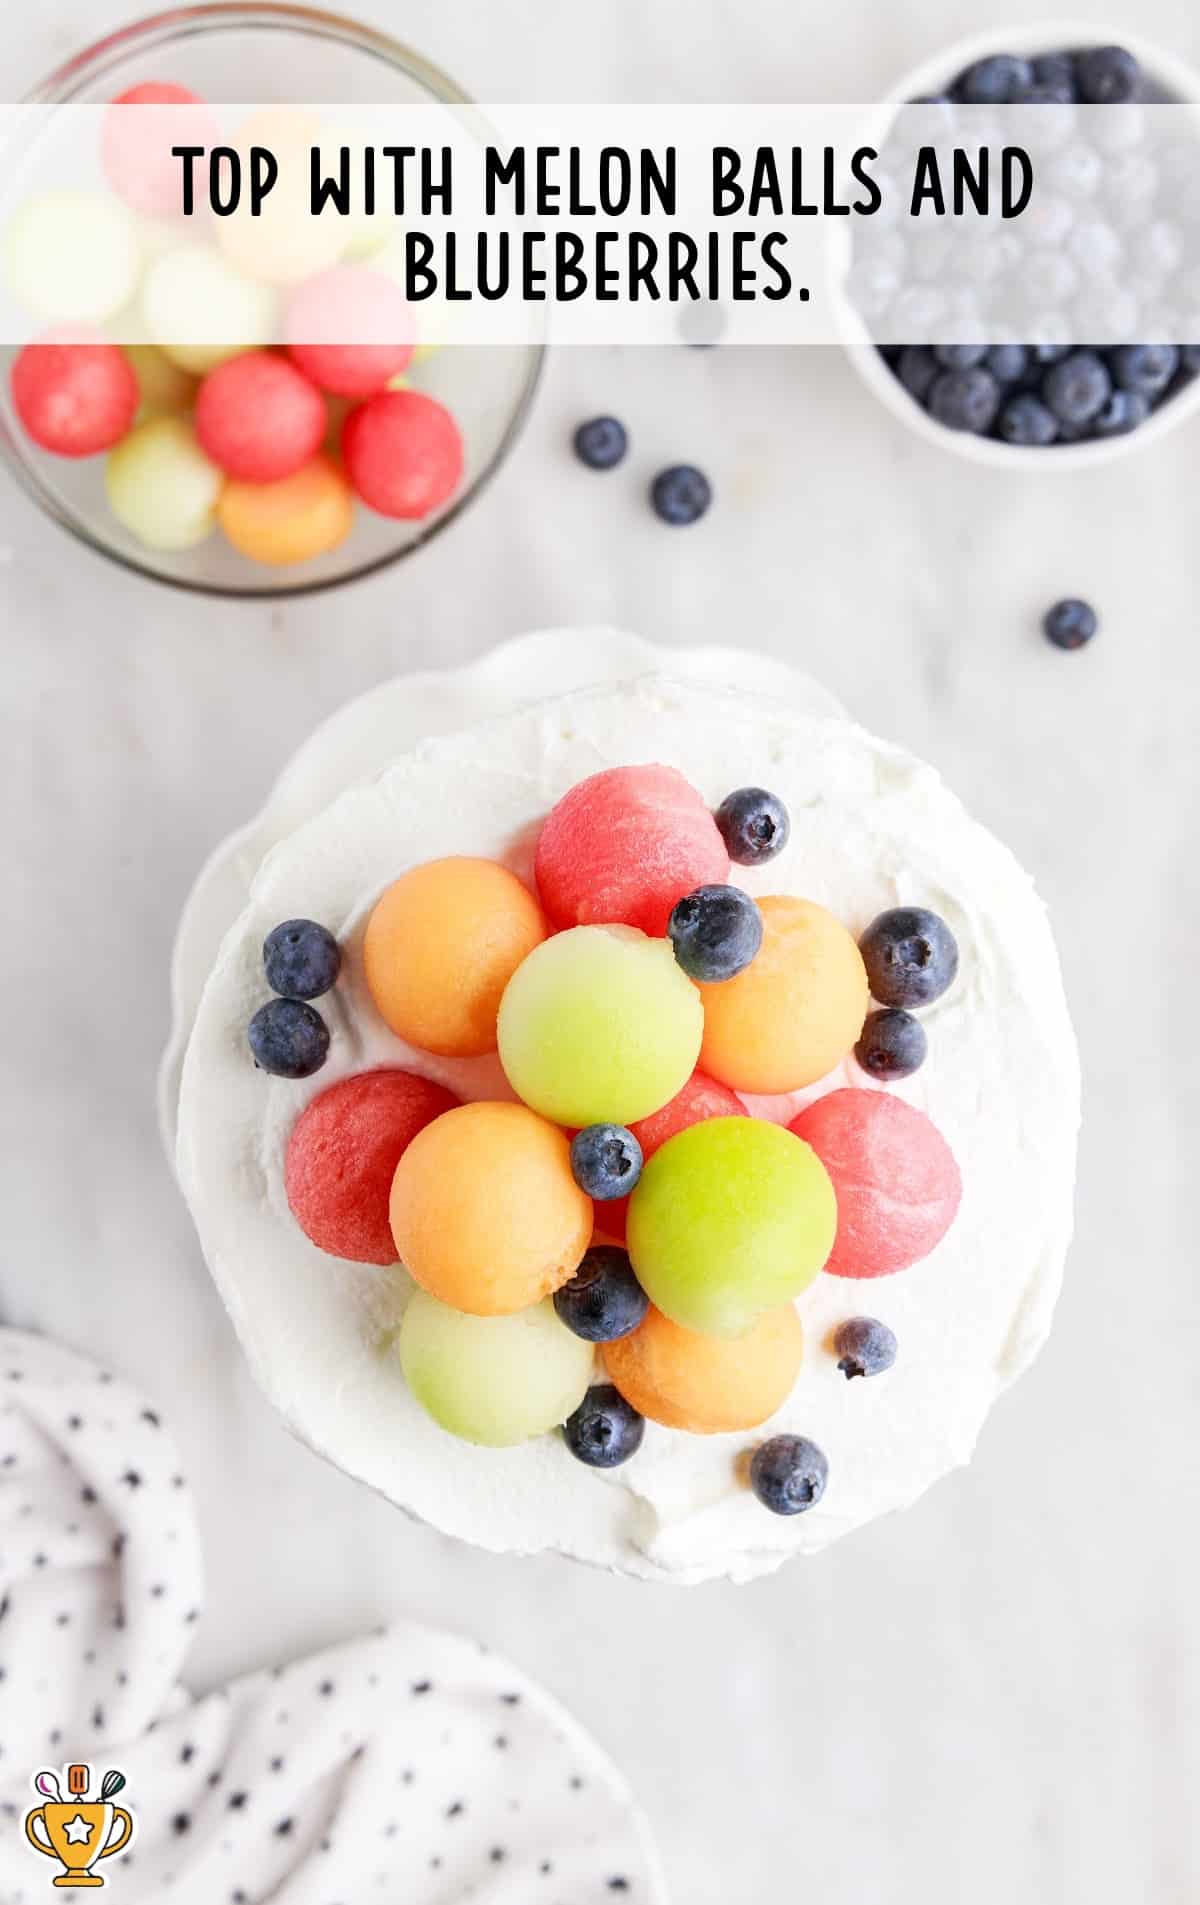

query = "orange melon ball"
[389,1101,592,1315]
[217,454,354,567]
[698,895,868,1093]
[603,1303,803,1434]
[364,857,547,1059]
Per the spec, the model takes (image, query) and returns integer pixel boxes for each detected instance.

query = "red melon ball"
[101,83,220,217]
[341,389,464,519]
[11,339,139,457]
[285,1068,460,1264]
[285,265,416,396]
[788,1087,962,1279]
[534,764,730,937]
[195,351,327,482]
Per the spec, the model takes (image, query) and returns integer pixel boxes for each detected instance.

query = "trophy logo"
[23,1764,135,1889]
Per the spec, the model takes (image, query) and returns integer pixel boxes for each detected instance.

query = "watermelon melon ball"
[11,339,139,458]
[789,1088,962,1279]
[534,764,729,938]
[400,1290,593,1447]
[364,857,547,1060]
[284,1068,459,1265]
[497,925,703,1129]
[604,1301,803,1434]
[626,1116,836,1338]
[389,1101,592,1316]
[101,83,220,218]
[699,894,869,1094]
[603,1069,747,1241]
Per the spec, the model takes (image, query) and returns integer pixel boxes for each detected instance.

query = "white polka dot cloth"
[0,1330,667,1904]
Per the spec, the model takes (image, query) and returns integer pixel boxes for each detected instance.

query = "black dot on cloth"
[609,1881,632,1893]
[141,1409,161,1427]
[410,1679,432,1696]
[172,1814,191,1836]
[318,1681,335,1697]
[81,1487,97,1504]
[274,1818,294,1837]
[67,1415,83,1431]
[270,1757,284,1773]
[489,1846,506,1863]
[227,1793,248,1812]
[500,1691,522,1705]
[121,1470,142,1489]
[180,1745,195,1764]
[446,1801,464,1820]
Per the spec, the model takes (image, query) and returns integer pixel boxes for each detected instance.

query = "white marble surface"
[3,5,1199,1902]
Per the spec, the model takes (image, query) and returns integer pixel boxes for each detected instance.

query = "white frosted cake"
[169,631,1079,1585]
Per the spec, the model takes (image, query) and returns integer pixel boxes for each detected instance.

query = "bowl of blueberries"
[843,24,1200,467]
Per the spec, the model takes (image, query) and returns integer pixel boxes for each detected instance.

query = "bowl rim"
[2,1,546,600]
[837,17,1200,471]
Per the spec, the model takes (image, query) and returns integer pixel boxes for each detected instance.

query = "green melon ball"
[497,924,703,1128]
[399,1290,594,1446]
[627,1116,837,1337]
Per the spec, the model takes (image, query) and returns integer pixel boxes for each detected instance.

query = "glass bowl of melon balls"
[0,5,543,595]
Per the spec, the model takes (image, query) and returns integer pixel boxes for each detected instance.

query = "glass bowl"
[0,3,544,597]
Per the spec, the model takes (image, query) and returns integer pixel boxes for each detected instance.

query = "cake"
[167,631,1079,1585]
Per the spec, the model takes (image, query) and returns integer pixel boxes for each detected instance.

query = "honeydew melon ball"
[105,416,223,551]
[626,1116,837,1337]
[5,190,141,325]
[123,343,197,420]
[216,108,345,286]
[497,925,703,1128]
[399,1290,593,1447]
[141,244,276,374]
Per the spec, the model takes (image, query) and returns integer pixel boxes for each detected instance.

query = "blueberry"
[555,1246,649,1345]
[1031,343,1071,365]
[247,998,330,1078]
[573,416,628,470]
[854,1008,928,1080]
[668,885,762,983]
[569,1126,643,1202]
[932,343,988,369]
[1182,346,1200,376]
[1091,388,1149,436]
[1032,52,1077,97]
[1026,80,1074,107]
[896,345,938,402]
[955,54,1035,104]
[749,1435,829,1516]
[927,366,1000,434]
[1075,44,1140,105]
[262,919,341,1001]
[834,1317,898,1380]
[998,392,1059,446]
[650,464,711,525]
[1043,598,1098,650]
[985,343,1028,383]
[1043,350,1111,425]
[563,1385,645,1468]
[1109,344,1179,397]
[714,786,791,866]
[859,907,959,1009]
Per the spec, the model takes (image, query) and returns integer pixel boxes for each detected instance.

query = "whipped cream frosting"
[173,634,1079,1585]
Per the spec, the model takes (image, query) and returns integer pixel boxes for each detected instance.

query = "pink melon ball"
[534,765,729,937]
[285,265,416,396]
[195,351,327,482]
[341,389,464,519]
[601,1069,745,1242]
[11,338,139,457]
[285,1068,459,1264]
[101,83,220,217]
[788,1087,961,1279]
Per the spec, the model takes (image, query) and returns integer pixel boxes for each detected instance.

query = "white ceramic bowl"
[839,20,1200,470]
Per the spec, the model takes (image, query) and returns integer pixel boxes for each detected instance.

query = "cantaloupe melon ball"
[389,1101,592,1315]
[363,857,547,1059]
[698,894,869,1093]
[400,1290,593,1446]
[604,1302,803,1434]
[217,455,355,568]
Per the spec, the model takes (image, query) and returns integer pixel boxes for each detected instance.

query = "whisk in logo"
[22,1764,135,1889]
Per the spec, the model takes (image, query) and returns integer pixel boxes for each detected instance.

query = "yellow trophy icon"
[24,1765,134,1888]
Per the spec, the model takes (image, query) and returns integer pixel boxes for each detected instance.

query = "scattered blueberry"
[668,884,763,983]
[1109,343,1179,396]
[833,1317,898,1380]
[573,416,628,470]
[956,54,1034,105]
[569,1126,644,1202]
[998,392,1059,446]
[749,1435,829,1516]
[262,919,340,1001]
[650,464,712,525]
[714,786,791,866]
[1043,597,1098,650]
[563,1385,645,1467]
[247,998,330,1078]
[1075,45,1141,105]
[859,907,959,1009]
[928,366,1000,434]
[555,1248,649,1344]
[854,1008,928,1080]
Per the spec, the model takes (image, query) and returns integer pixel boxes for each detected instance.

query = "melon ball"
[534,764,730,938]
[284,264,416,395]
[141,244,276,374]
[498,925,703,1129]
[389,1101,592,1315]
[698,894,869,1093]
[105,416,223,551]
[626,1116,836,1337]
[196,350,326,481]
[5,191,141,326]
[216,455,354,567]
[124,343,197,420]
[340,388,463,519]
[11,339,138,457]
[604,1302,803,1434]
[217,108,345,285]
[400,1290,593,1446]
[101,83,220,217]
[363,858,547,1059]
[284,1068,459,1264]
[788,1088,962,1279]
[601,1068,748,1243]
